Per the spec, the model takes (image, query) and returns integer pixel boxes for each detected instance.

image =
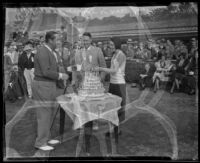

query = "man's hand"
[61,73,69,80]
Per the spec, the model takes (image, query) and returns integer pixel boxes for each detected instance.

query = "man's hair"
[61,25,66,30]
[83,32,92,38]
[45,31,57,43]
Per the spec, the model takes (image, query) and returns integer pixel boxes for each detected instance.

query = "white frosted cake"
[78,71,105,98]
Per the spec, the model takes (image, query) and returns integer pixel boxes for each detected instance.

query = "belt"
[25,68,33,70]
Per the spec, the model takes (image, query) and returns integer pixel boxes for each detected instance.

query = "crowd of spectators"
[94,37,198,61]
[4,29,198,103]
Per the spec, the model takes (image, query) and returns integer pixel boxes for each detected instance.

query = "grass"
[4,84,198,160]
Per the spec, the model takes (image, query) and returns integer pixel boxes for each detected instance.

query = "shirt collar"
[44,44,53,52]
[84,45,92,51]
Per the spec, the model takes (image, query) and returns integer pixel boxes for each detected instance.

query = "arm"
[37,48,59,80]
[97,48,107,79]
[99,50,125,74]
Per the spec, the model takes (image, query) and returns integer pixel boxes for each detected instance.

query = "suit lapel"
[44,46,57,64]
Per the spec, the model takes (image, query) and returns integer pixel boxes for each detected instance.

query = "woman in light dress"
[95,40,126,142]
[153,54,173,92]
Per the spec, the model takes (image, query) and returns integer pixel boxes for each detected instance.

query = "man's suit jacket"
[74,46,107,83]
[34,45,59,82]
[75,46,107,69]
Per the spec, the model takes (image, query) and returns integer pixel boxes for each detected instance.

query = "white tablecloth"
[57,93,122,130]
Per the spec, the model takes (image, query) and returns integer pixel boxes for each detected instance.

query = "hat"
[127,38,133,44]
[61,25,66,29]
[191,38,196,42]
[24,44,32,51]
[148,38,154,42]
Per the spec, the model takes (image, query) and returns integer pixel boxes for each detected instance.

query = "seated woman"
[94,40,126,142]
[139,63,155,90]
[170,53,189,94]
[153,54,173,92]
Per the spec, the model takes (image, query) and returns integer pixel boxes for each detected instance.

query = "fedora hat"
[191,38,196,42]
[127,38,133,44]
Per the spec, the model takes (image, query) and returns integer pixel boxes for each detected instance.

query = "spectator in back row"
[153,54,173,92]
[97,42,103,50]
[4,46,13,94]
[126,39,134,58]
[139,63,154,90]
[170,53,189,94]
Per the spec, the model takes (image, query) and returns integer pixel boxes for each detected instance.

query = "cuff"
[58,73,63,80]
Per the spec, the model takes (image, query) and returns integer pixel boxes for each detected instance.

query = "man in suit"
[32,31,69,151]
[74,32,107,155]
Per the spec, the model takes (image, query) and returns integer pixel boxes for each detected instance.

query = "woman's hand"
[93,67,101,72]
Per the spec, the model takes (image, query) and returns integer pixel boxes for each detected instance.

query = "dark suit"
[18,52,34,71]
[32,45,61,148]
[139,67,155,88]
[183,56,197,92]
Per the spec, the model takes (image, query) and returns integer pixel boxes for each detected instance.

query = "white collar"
[84,45,92,51]
[44,44,58,62]
[44,44,53,52]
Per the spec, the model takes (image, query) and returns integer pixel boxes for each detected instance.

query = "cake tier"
[82,83,103,88]
[78,90,105,98]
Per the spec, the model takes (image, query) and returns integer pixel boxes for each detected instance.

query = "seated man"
[139,63,154,90]
[182,50,197,95]
[170,53,189,94]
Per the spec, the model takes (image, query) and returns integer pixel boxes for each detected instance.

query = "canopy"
[28,13,79,43]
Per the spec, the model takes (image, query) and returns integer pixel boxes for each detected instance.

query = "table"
[57,93,122,156]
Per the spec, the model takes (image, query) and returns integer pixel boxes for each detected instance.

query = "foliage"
[88,3,197,26]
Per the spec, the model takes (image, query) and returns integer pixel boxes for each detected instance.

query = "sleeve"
[8,55,13,66]
[97,48,107,80]
[98,48,107,68]
[75,50,82,65]
[18,53,24,70]
[37,48,59,80]
[116,51,126,67]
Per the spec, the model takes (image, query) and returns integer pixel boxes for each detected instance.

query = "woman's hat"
[127,38,134,44]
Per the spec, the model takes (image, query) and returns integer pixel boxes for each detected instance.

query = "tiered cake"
[78,71,105,98]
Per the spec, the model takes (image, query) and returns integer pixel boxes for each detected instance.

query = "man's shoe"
[36,145,54,151]
[48,139,60,145]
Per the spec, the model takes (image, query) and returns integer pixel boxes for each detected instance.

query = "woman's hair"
[109,38,121,49]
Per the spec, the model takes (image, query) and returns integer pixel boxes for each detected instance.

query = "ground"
[4,84,198,160]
